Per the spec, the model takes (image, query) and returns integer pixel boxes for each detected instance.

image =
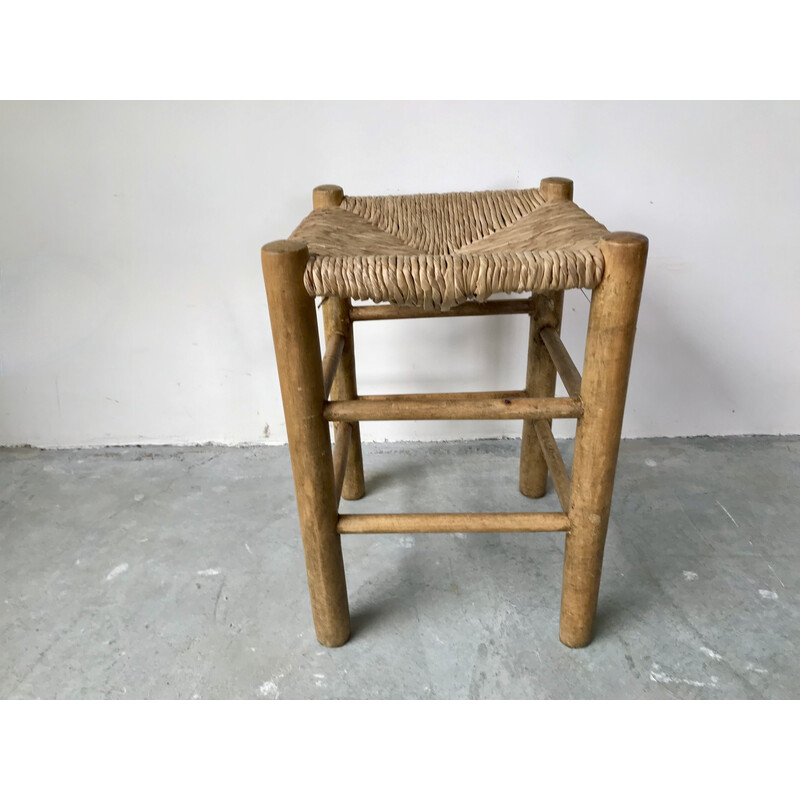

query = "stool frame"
[261,178,647,648]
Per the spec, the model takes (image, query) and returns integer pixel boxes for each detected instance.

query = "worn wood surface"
[338,512,570,534]
[540,326,582,400]
[261,239,350,647]
[533,418,572,512]
[321,332,345,400]
[324,395,582,422]
[559,231,648,648]
[332,421,352,507]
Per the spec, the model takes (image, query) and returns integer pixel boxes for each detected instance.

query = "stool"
[261,177,647,649]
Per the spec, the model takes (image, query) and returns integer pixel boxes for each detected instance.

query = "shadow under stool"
[261,177,648,648]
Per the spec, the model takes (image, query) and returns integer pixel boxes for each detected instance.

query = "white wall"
[1,101,799,447]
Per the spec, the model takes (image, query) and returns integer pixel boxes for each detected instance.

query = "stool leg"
[322,297,366,500]
[262,240,350,647]
[559,232,648,648]
[519,290,564,497]
[520,176,574,498]
[313,184,365,501]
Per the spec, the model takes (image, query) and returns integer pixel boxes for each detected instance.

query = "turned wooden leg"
[261,239,350,647]
[314,184,366,501]
[520,177,572,498]
[559,232,648,648]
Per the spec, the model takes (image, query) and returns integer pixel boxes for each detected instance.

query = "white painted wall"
[1,101,799,447]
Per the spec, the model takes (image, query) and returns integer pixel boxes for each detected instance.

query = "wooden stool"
[261,178,647,648]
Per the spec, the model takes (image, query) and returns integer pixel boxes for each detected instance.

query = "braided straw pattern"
[291,188,609,310]
[304,250,604,310]
[341,188,547,253]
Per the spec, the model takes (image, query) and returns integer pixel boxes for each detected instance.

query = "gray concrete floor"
[1,436,798,699]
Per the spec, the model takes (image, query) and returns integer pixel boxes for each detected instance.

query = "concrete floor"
[1,436,798,699]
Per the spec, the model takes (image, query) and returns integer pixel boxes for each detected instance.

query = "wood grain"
[559,231,648,648]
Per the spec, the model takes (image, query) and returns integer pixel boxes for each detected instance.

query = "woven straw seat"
[292,186,609,310]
